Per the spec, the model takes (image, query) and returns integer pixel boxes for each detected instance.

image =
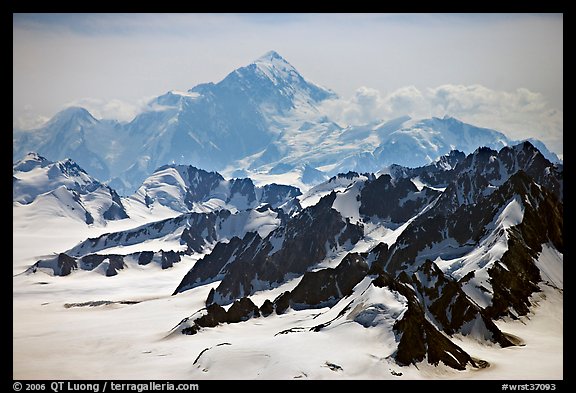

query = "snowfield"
[12,49,563,381]
[13,212,563,380]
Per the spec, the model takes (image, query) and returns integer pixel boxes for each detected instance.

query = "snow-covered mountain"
[31,204,287,277]
[13,152,128,225]
[17,141,563,376]
[12,50,563,377]
[13,51,561,195]
[130,164,301,214]
[166,141,562,371]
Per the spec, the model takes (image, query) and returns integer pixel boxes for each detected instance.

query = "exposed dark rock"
[325,362,343,372]
[206,288,215,307]
[182,303,229,335]
[105,254,125,276]
[273,292,292,315]
[102,187,129,220]
[259,299,274,317]
[84,211,94,225]
[175,233,260,295]
[485,172,563,318]
[372,272,476,370]
[408,260,513,347]
[289,253,369,308]
[161,250,181,269]
[227,297,260,323]
[387,150,465,189]
[138,251,154,265]
[177,166,225,210]
[179,211,231,253]
[260,183,302,207]
[359,174,440,223]
[227,178,257,206]
[182,298,259,334]
[58,253,77,276]
[80,254,108,270]
[174,192,363,304]
[212,193,363,304]
[374,165,561,277]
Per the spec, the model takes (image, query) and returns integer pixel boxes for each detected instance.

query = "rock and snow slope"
[13,141,563,379]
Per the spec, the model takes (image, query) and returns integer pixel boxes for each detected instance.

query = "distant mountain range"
[13,51,561,195]
[13,50,563,375]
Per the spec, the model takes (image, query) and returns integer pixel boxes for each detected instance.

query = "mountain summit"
[13,51,560,195]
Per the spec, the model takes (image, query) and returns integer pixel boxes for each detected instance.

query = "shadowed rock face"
[181,297,260,335]
[58,253,77,276]
[372,273,475,370]
[226,178,257,205]
[105,255,126,276]
[138,251,154,265]
[402,260,513,347]
[140,164,302,214]
[359,175,440,223]
[177,166,225,209]
[176,192,364,305]
[179,211,230,253]
[260,183,302,207]
[161,250,181,269]
[227,297,261,323]
[388,150,466,187]
[102,187,129,220]
[259,299,274,317]
[282,253,369,309]
[34,248,186,277]
[380,171,561,320]
[371,144,563,279]
[182,303,229,335]
[174,235,250,294]
[485,173,563,319]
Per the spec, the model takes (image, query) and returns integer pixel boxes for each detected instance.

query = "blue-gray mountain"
[13,51,560,195]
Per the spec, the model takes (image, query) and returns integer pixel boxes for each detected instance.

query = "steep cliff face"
[175,193,364,304]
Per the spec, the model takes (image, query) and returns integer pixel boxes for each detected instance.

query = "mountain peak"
[13,152,52,172]
[47,106,98,128]
[255,50,284,63]
[252,50,297,77]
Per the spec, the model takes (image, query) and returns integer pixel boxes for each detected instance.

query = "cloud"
[319,84,563,156]
[64,97,152,123]
[12,105,50,130]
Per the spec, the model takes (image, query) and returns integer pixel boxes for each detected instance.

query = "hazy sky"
[13,13,563,155]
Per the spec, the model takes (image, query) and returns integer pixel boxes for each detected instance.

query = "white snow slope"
[13,200,562,379]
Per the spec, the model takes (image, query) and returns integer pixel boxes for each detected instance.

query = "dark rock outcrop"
[226,178,257,206]
[405,260,513,347]
[175,192,364,305]
[260,183,302,207]
[175,235,250,294]
[105,254,125,276]
[138,251,154,265]
[360,175,440,223]
[485,171,563,318]
[289,253,369,309]
[227,297,260,323]
[372,273,476,370]
[161,250,181,269]
[259,299,274,317]
[182,297,260,334]
[102,187,129,220]
[57,253,77,276]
